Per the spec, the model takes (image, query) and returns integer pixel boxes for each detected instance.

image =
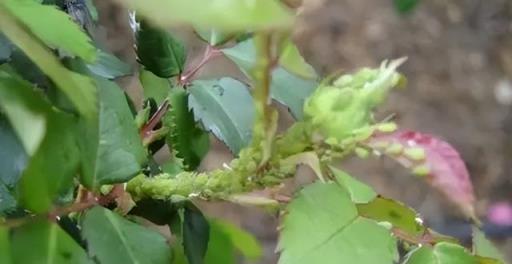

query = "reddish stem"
[139,100,169,139]
[48,199,97,220]
[179,45,221,85]
[47,184,126,221]
[139,45,222,140]
[392,228,436,245]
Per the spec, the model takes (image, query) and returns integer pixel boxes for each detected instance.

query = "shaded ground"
[96,0,512,262]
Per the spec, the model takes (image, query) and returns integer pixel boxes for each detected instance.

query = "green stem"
[252,33,277,165]
[127,142,299,201]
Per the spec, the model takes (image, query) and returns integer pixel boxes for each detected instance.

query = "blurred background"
[94,0,512,262]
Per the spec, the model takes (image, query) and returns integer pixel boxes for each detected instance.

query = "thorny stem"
[179,45,222,85]
[252,33,277,166]
[49,185,125,220]
[140,46,222,140]
[140,100,169,139]
[253,33,273,129]
[1,185,125,228]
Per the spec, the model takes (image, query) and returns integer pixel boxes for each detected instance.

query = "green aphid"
[412,164,430,177]
[376,122,397,133]
[355,147,370,159]
[385,143,403,155]
[373,140,390,149]
[403,147,426,161]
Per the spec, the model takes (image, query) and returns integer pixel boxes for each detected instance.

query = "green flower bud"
[304,59,406,140]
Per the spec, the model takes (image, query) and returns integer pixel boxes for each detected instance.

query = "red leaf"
[366,130,476,219]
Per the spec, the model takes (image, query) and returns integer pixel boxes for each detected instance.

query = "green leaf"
[183,203,210,264]
[82,206,172,264]
[278,182,398,264]
[0,115,28,187]
[0,34,12,64]
[394,0,420,14]
[472,228,506,263]
[210,219,262,260]
[196,28,233,47]
[329,166,376,203]
[222,39,256,76]
[223,39,316,120]
[278,39,316,80]
[118,0,293,32]
[187,218,262,264]
[204,221,234,264]
[403,246,437,263]
[18,112,79,212]
[1,0,96,62]
[11,221,91,264]
[174,218,260,264]
[357,197,425,236]
[0,9,97,118]
[140,69,170,105]
[165,87,210,170]
[5,49,49,87]
[136,20,186,78]
[0,226,12,264]
[0,72,48,156]
[129,199,178,226]
[0,184,17,216]
[79,79,147,189]
[171,244,189,264]
[188,78,254,154]
[87,50,131,79]
[161,161,184,176]
[404,243,477,264]
[282,152,325,181]
[271,68,316,120]
[0,72,80,213]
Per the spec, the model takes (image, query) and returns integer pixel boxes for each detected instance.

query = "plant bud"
[303,59,406,140]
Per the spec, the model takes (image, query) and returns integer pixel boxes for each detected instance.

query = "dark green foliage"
[136,20,186,78]
[82,206,172,264]
[0,115,27,188]
[0,34,12,64]
[0,184,17,217]
[188,78,254,154]
[165,88,210,170]
[0,72,80,213]
[87,50,131,79]
[11,221,91,264]
[78,78,147,189]
[183,203,210,264]
[129,198,178,226]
